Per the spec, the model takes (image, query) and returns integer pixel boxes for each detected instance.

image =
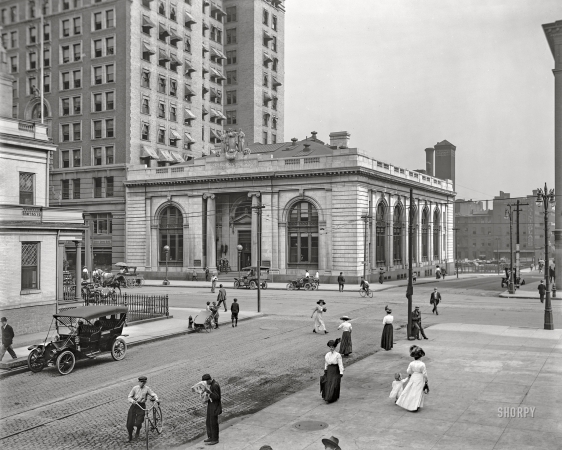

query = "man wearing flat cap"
[126,376,159,442]
[411,306,428,340]
[202,373,222,445]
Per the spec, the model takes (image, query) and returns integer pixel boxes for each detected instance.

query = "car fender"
[27,344,45,352]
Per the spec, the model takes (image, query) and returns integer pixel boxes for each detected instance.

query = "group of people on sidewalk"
[205,284,240,328]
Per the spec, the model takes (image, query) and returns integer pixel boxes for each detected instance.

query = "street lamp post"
[237,244,243,279]
[504,207,515,294]
[536,183,555,330]
[453,227,459,278]
[163,245,170,286]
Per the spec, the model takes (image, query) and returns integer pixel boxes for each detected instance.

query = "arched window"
[288,201,318,267]
[31,103,48,120]
[433,209,440,260]
[393,204,403,264]
[159,205,183,266]
[376,202,386,266]
[422,207,429,261]
[411,206,418,261]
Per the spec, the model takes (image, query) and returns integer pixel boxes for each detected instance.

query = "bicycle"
[359,287,373,298]
[134,399,163,449]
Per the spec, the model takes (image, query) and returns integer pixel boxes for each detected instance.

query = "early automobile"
[286,277,318,291]
[27,305,128,375]
[234,266,270,289]
[115,262,145,288]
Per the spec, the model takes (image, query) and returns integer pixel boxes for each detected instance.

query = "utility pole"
[505,205,515,294]
[361,213,372,281]
[514,200,528,287]
[407,188,414,339]
[252,200,265,313]
[506,201,528,289]
[452,227,459,278]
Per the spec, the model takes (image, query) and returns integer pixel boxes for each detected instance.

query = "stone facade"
[125,134,455,283]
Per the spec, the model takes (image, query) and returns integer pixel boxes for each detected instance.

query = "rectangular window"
[170,79,177,96]
[158,75,166,93]
[106,176,114,197]
[263,131,268,144]
[106,36,114,54]
[93,147,102,165]
[21,243,39,290]
[62,98,70,115]
[94,39,102,57]
[105,146,114,164]
[62,19,70,37]
[29,51,37,70]
[226,70,236,85]
[94,66,103,85]
[62,150,70,167]
[158,128,165,144]
[272,15,278,31]
[73,122,81,140]
[106,91,114,110]
[73,96,81,114]
[10,31,17,48]
[226,110,236,125]
[158,102,165,118]
[93,120,102,138]
[226,90,236,105]
[62,179,70,199]
[141,69,150,88]
[94,12,102,30]
[73,179,81,199]
[19,173,34,205]
[141,123,149,140]
[44,23,50,41]
[106,64,114,82]
[94,177,102,198]
[44,48,50,66]
[271,36,277,52]
[141,97,150,114]
[10,55,17,73]
[226,50,236,65]
[92,213,112,234]
[272,133,277,144]
[73,69,81,88]
[106,118,114,137]
[43,74,51,93]
[226,6,236,22]
[29,26,37,44]
[170,105,177,121]
[106,10,114,28]
[73,149,81,167]
[61,124,70,141]
[226,28,236,44]
[93,93,102,111]
[263,8,269,25]
[62,45,70,63]
[74,16,81,34]
[73,43,81,61]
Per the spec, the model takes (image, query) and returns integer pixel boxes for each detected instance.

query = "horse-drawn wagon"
[115,262,145,288]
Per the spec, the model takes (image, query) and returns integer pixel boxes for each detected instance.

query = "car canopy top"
[54,305,128,320]
[242,266,270,272]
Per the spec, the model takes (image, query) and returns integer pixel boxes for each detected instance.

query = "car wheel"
[521,280,526,286]
[111,338,127,361]
[304,283,312,291]
[56,350,76,375]
[262,281,268,290]
[250,281,257,290]
[286,283,293,290]
[27,348,45,373]
[234,281,240,289]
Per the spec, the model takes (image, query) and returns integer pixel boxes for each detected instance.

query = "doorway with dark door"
[238,230,251,269]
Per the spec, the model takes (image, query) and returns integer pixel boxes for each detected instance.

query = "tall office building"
[0,0,285,270]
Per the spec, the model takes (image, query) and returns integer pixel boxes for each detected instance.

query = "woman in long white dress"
[311,300,328,334]
[396,346,428,412]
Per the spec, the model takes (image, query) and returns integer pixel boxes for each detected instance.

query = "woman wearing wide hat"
[337,316,352,356]
[321,338,344,403]
[396,346,428,412]
[311,300,328,334]
[381,308,394,351]
[322,436,342,450]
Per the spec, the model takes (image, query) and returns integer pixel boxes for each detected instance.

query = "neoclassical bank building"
[124,132,456,282]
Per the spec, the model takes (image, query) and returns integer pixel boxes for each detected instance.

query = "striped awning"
[184,108,196,119]
[184,85,195,97]
[215,110,227,120]
[185,12,196,25]
[158,49,170,62]
[210,128,222,140]
[202,106,209,115]
[263,31,273,41]
[142,15,156,28]
[263,53,273,63]
[158,149,174,162]
[273,77,282,87]
[170,151,185,162]
[141,146,158,159]
[211,47,226,60]
[142,42,156,54]
[170,130,182,140]
[263,92,273,101]
[184,61,195,74]
[169,53,181,66]
[184,132,195,143]
[169,29,181,43]
[158,24,170,38]
[210,108,218,117]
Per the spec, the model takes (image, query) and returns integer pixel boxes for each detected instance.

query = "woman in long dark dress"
[322,338,344,403]
[337,316,352,356]
[381,308,394,350]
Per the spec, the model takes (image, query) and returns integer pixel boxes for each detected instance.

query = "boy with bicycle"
[127,375,159,442]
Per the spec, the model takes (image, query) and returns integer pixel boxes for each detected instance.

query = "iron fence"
[82,292,169,323]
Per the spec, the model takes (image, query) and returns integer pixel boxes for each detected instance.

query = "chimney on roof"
[329,131,350,149]
[310,131,318,140]
[291,138,298,146]
[425,147,435,177]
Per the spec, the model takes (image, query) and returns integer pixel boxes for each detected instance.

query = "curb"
[0,314,263,379]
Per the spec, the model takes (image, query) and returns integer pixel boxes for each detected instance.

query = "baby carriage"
[193,309,215,333]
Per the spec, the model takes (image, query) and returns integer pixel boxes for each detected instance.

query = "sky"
[283,0,561,202]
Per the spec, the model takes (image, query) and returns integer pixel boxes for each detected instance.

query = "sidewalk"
[499,279,561,300]
[183,323,562,450]
[0,308,262,373]
[144,273,485,291]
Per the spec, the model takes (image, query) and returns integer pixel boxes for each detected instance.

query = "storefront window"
[422,208,429,261]
[393,204,402,264]
[433,209,440,259]
[159,205,183,266]
[288,201,318,267]
[92,213,112,234]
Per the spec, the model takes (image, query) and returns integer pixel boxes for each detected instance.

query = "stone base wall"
[0,303,56,335]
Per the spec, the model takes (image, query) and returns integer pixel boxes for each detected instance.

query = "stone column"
[203,193,216,272]
[417,200,423,264]
[402,196,408,267]
[387,195,394,268]
[74,240,82,302]
[543,22,562,289]
[271,191,279,270]
[248,192,261,266]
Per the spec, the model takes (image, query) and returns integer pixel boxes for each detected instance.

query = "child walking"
[389,373,406,403]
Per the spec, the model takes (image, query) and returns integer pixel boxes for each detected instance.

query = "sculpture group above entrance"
[213,129,252,160]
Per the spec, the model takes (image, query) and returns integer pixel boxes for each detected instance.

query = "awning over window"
[184,132,195,143]
[263,53,273,63]
[202,106,209,115]
[215,110,227,120]
[158,149,174,162]
[169,29,181,44]
[210,87,218,97]
[210,128,222,140]
[263,92,273,101]
[170,130,182,140]
[210,108,218,117]
[185,12,196,25]
[158,49,170,62]
[211,47,226,60]
[184,108,196,119]
[159,24,170,38]
[142,42,156,55]
[202,85,209,93]
[141,146,158,159]
[202,66,209,73]
[211,3,226,16]
[170,151,185,162]
[202,21,210,30]
[210,68,225,80]
[273,77,282,87]
[169,53,181,66]
[263,31,273,41]
[142,15,156,29]
[184,61,195,74]
[184,85,195,96]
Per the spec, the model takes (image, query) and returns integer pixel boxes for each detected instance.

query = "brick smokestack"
[329,131,350,148]
[425,147,435,176]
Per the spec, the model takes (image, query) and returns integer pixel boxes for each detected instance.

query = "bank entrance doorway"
[238,230,252,268]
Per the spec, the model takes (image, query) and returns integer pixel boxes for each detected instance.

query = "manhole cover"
[293,420,329,431]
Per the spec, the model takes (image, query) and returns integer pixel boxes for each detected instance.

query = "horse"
[91,269,124,294]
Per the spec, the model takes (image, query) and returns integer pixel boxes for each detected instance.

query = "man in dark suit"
[0,317,17,361]
[337,272,345,292]
[202,373,222,445]
[412,306,428,340]
[430,288,442,315]
[538,280,546,303]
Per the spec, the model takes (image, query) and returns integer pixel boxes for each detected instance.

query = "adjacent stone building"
[124,132,456,282]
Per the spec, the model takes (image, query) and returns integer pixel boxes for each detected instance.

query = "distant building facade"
[0,0,285,272]
[124,132,456,282]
